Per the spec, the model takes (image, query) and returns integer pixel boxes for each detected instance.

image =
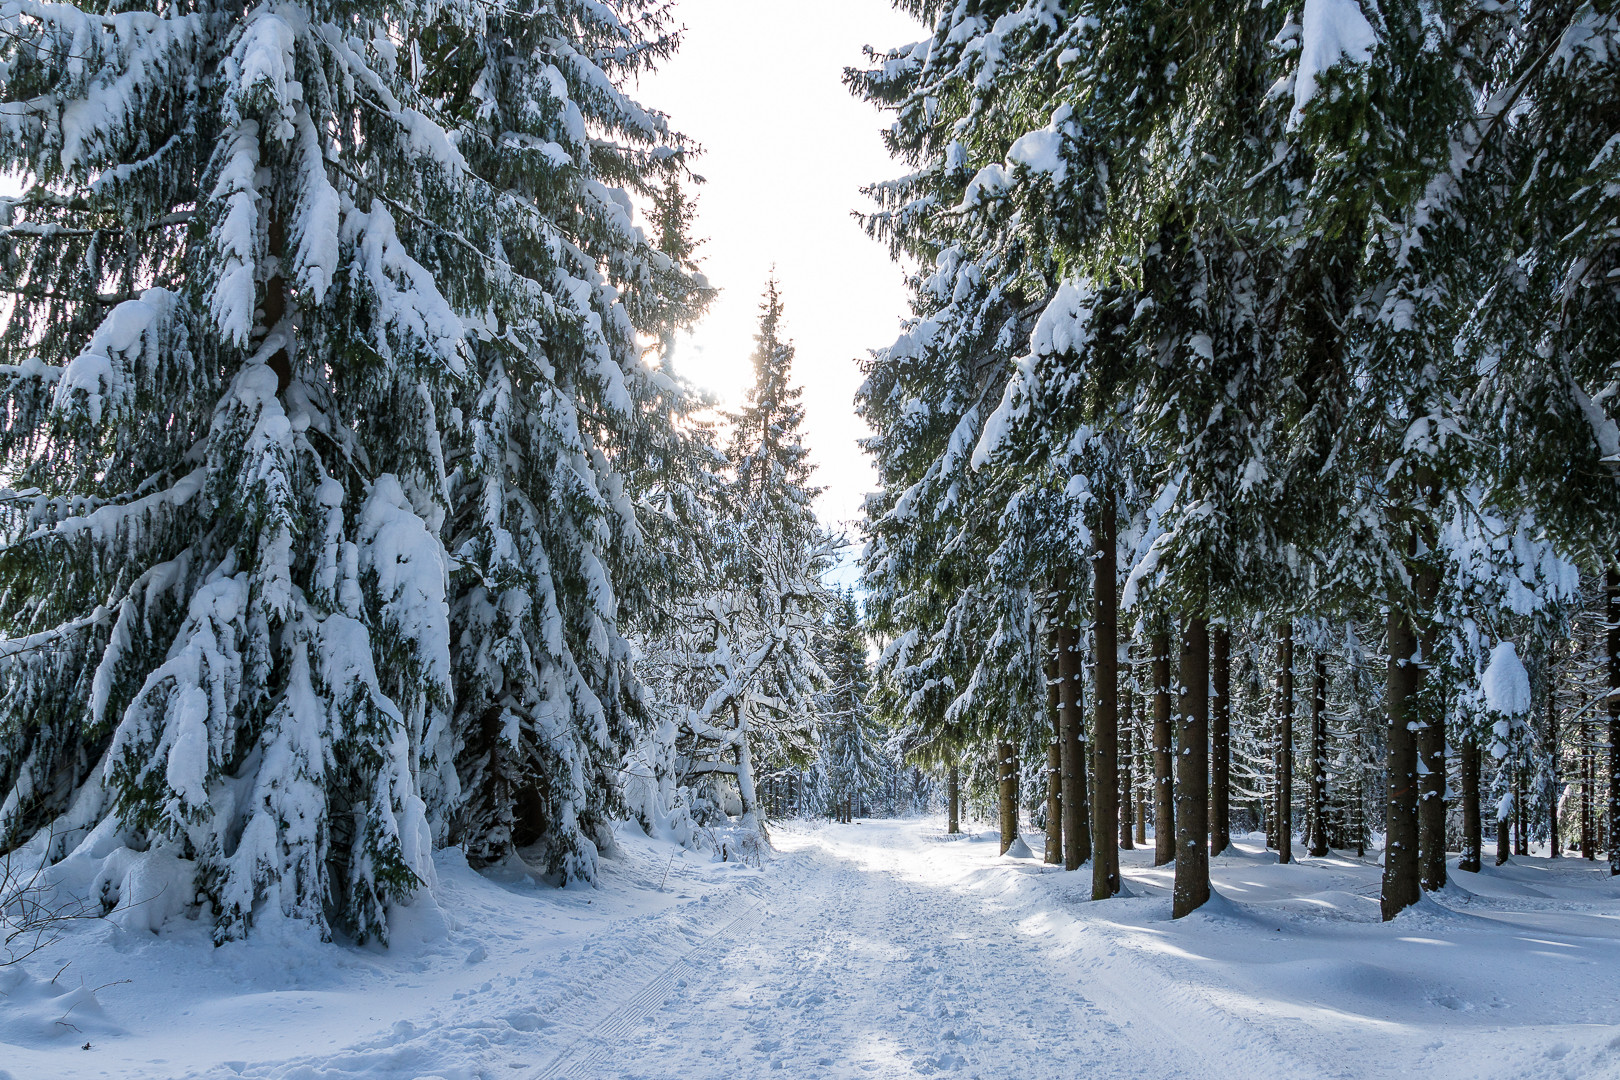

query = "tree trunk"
[1046,740,1064,865]
[1583,716,1595,859]
[1515,763,1529,856]
[1211,625,1231,857]
[1092,496,1120,900]
[1382,604,1423,920]
[1347,722,1360,854]
[1120,672,1135,850]
[1046,630,1063,864]
[735,704,763,837]
[998,741,1019,855]
[1496,808,1511,866]
[1459,735,1482,873]
[1548,660,1560,859]
[948,763,960,835]
[1152,629,1176,866]
[1609,564,1620,875]
[1308,651,1330,857]
[1174,616,1211,917]
[1060,619,1091,870]
[1417,613,1447,890]
[261,210,294,394]
[1276,621,1294,865]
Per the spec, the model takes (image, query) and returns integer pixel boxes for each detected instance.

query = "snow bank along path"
[5,819,1619,1079]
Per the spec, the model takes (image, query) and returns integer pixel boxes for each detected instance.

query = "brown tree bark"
[1174,616,1210,917]
[1152,629,1176,866]
[1515,764,1529,856]
[1308,651,1330,857]
[1382,604,1423,919]
[1276,622,1294,865]
[998,741,1019,855]
[1583,715,1595,860]
[1496,810,1511,866]
[1046,740,1064,864]
[1459,735,1482,873]
[1609,564,1620,875]
[1417,634,1447,890]
[947,763,960,835]
[1060,619,1091,870]
[261,210,294,394]
[1548,659,1561,859]
[1211,626,1231,857]
[1120,673,1135,850]
[1092,496,1120,900]
[1046,630,1063,864]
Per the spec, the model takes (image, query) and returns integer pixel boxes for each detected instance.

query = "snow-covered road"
[543,822,1233,1080]
[7,818,1619,1079]
[533,821,1620,1080]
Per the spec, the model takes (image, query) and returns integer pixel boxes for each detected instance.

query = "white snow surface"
[5,820,1619,1079]
[1482,640,1533,717]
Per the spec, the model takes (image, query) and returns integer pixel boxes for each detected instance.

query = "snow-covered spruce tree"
[437,5,713,881]
[668,283,832,841]
[1260,0,1520,916]
[618,178,724,850]
[1469,3,1620,875]
[818,590,878,820]
[850,0,1076,858]
[0,0,707,936]
[1423,502,1578,870]
[0,0,480,942]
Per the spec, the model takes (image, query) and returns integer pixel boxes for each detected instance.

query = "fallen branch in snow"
[0,837,98,967]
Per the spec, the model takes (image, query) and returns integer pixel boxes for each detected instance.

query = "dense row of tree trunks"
[998,741,1019,855]
[1173,616,1210,917]
[1460,736,1483,873]
[1060,619,1091,870]
[1275,622,1294,865]
[1091,498,1120,899]
[1382,602,1423,920]
[1609,565,1620,877]
[1210,627,1231,857]
[1151,630,1175,866]
[1046,631,1064,865]
[1307,652,1329,858]
[1120,684,1135,850]
[947,764,960,835]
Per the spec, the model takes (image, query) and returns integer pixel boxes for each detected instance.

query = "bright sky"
[636,1,921,537]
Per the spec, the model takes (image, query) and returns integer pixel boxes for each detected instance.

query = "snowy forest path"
[557,820,1329,1080]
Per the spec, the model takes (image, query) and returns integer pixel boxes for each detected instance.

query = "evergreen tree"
[440,1,710,885]
[669,282,833,837]
[820,591,877,820]
[0,0,705,937]
[850,0,1075,866]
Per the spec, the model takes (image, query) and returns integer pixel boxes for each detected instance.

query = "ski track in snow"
[6,820,1620,1080]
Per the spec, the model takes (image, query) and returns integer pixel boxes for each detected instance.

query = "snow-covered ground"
[4,820,1618,1079]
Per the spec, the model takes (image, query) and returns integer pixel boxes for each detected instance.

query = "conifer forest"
[2,0,1619,1077]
